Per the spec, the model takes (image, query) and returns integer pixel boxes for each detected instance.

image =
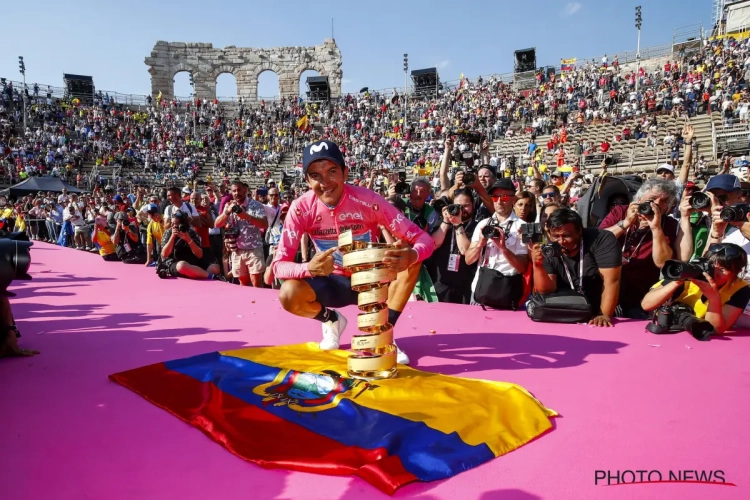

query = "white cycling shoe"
[394,342,410,365]
[320,312,348,351]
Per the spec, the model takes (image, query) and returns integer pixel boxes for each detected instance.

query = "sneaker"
[394,342,410,365]
[320,312,347,351]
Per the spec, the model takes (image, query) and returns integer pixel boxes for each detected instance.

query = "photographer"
[163,186,200,229]
[601,178,682,319]
[112,212,146,264]
[159,212,221,280]
[531,208,622,327]
[437,137,495,221]
[465,179,528,309]
[642,243,750,335]
[430,188,477,304]
[214,180,268,287]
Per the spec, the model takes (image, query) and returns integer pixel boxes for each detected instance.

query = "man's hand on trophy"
[307,247,337,277]
[384,240,418,273]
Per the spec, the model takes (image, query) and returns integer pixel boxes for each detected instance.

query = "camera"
[462,170,476,186]
[646,302,715,341]
[156,260,172,279]
[446,204,462,217]
[689,191,710,210]
[231,204,244,214]
[521,223,545,244]
[453,129,482,144]
[173,210,190,233]
[719,203,750,223]
[637,202,654,216]
[541,242,562,259]
[662,258,712,282]
[452,150,477,169]
[482,221,502,239]
[603,156,614,166]
[412,216,428,230]
[432,196,451,214]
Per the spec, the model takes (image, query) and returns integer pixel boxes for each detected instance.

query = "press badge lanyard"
[560,240,584,292]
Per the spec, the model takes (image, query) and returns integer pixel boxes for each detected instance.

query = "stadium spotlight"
[635,6,642,30]
[403,54,408,73]
[18,56,25,76]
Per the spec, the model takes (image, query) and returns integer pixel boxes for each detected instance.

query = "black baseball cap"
[302,140,346,176]
[488,178,515,194]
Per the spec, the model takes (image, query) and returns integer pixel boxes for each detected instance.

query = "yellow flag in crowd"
[297,116,309,130]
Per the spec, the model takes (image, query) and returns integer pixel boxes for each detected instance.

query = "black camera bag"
[525,291,593,323]
[474,219,523,311]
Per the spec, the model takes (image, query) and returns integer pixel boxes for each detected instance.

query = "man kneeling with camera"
[641,243,750,338]
[158,210,222,280]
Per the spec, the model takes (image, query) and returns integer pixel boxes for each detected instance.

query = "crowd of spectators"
[6,35,750,360]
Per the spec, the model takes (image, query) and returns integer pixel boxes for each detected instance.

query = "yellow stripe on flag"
[221,343,557,456]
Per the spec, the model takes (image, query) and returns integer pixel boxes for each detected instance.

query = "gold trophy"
[337,230,398,380]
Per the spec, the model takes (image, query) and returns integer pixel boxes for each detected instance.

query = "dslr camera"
[481,220,505,239]
[432,196,451,214]
[452,149,477,169]
[637,202,655,216]
[461,170,476,186]
[646,302,715,341]
[521,223,545,244]
[662,258,712,282]
[689,191,710,210]
[541,242,562,259]
[173,210,190,233]
[231,204,244,214]
[156,259,173,279]
[719,203,750,223]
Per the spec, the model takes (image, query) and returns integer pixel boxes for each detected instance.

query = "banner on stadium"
[561,58,576,72]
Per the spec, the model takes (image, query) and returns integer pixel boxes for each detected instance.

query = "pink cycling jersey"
[272,184,434,280]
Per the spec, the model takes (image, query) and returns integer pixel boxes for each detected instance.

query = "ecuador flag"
[110,343,556,494]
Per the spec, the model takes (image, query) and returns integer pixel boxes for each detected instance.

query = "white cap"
[656,164,674,174]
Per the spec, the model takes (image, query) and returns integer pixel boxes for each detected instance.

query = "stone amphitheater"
[45,38,739,191]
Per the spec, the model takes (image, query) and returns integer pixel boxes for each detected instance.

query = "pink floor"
[2,243,748,500]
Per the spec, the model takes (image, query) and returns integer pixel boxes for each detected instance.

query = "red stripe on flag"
[110,363,417,495]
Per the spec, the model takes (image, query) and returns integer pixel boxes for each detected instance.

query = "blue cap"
[302,140,345,176]
[113,195,124,203]
[704,174,741,193]
[146,203,159,214]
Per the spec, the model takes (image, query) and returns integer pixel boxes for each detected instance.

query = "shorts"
[74,225,88,234]
[168,258,209,278]
[303,275,358,309]
[230,247,265,277]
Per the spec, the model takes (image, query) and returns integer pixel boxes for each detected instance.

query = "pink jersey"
[272,184,434,280]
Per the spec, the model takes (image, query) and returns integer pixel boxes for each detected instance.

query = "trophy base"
[347,365,398,381]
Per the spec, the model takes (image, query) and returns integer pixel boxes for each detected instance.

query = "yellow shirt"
[93,228,116,256]
[146,221,164,246]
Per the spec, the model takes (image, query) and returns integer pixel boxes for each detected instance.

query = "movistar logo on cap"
[310,142,329,154]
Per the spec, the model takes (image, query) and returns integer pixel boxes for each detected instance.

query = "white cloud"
[437,60,450,69]
[562,2,582,16]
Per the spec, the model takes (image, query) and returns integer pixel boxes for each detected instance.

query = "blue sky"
[1,0,710,100]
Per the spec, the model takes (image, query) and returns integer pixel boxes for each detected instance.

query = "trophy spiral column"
[338,230,398,380]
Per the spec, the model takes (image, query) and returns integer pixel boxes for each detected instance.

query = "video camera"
[521,223,545,244]
[172,210,190,233]
[452,129,483,144]
[452,149,478,169]
[646,302,715,341]
[662,258,712,282]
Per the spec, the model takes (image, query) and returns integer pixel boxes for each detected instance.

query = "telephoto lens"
[637,202,654,216]
[689,191,710,210]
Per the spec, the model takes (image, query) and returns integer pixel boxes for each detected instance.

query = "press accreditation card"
[447,254,460,272]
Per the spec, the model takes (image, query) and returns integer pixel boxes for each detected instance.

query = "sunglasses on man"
[491,194,512,202]
[540,192,557,199]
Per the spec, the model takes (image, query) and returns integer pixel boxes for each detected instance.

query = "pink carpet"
[2,243,747,500]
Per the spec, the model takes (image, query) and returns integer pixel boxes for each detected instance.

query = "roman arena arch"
[145,39,343,102]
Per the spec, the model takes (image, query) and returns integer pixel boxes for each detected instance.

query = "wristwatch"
[617,220,626,230]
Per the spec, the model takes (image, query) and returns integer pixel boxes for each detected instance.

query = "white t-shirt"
[163,202,199,224]
[470,213,528,295]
